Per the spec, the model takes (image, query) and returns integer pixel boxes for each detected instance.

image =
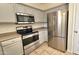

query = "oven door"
[22,36,33,46]
[33,35,39,41]
[22,34,39,46]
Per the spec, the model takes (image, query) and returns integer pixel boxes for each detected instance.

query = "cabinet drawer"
[3,41,23,55]
[1,37,21,46]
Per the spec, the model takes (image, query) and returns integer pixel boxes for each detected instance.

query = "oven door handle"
[23,33,38,39]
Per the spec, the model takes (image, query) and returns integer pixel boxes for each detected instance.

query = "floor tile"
[29,42,73,55]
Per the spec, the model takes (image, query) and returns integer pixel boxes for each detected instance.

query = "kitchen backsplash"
[0,23,47,34]
[0,24,16,34]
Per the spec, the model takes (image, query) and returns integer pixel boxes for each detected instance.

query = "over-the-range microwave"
[16,13,35,24]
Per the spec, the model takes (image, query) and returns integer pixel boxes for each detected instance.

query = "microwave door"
[17,15,24,22]
[28,16,34,23]
[24,16,29,23]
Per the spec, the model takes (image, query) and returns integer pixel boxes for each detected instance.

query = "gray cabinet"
[0,3,16,23]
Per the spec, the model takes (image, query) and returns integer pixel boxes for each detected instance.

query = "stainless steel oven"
[16,26,39,54]
[22,32,39,54]
[22,32,39,46]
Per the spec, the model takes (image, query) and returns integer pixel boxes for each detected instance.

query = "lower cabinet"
[39,29,48,44]
[0,46,3,55]
[2,41,23,55]
[1,37,23,55]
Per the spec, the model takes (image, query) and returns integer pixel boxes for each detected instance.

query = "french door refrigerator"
[47,6,68,52]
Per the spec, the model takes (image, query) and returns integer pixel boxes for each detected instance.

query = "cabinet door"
[35,11,44,22]
[0,3,16,23]
[0,46,3,55]
[14,4,45,23]
[39,29,48,44]
[14,4,25,13]
[43,13,47,22]
[39,31,44,44]
[3,40,23,55]
[24,5,44,22]
[43,29,48,42]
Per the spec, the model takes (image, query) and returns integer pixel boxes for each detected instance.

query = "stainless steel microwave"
[16,13,35,23]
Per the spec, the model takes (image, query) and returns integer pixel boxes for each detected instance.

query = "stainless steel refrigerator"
[47,6,68,52]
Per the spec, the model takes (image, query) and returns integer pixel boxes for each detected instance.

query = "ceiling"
[23,3,65,11]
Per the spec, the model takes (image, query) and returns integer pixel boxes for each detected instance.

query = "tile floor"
[29,42,73,55]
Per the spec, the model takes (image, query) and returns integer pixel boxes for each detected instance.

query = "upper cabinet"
[14,4,46,23]
[0,3,47,23]
[14,4,25,13]
[0,4,16,23]
[34,11,45,22]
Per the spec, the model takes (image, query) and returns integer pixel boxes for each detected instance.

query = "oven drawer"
[24,40,40,55]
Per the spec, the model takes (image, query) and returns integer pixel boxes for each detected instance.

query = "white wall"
[0,24,16,34]
[67,4,76,53]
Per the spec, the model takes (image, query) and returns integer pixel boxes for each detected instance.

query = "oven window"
[22,37,33,46]
[33,35,39,41]
[22,35,39,46]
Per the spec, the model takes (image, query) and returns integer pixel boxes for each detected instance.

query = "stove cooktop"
[18,31,38,36]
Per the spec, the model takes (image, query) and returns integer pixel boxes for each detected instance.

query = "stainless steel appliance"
[23,32,39,54]
[16,26,33,35]
[16,12,35,24]
[22,31,39,46]
[47,6,68,52]
[16,26,39,54]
